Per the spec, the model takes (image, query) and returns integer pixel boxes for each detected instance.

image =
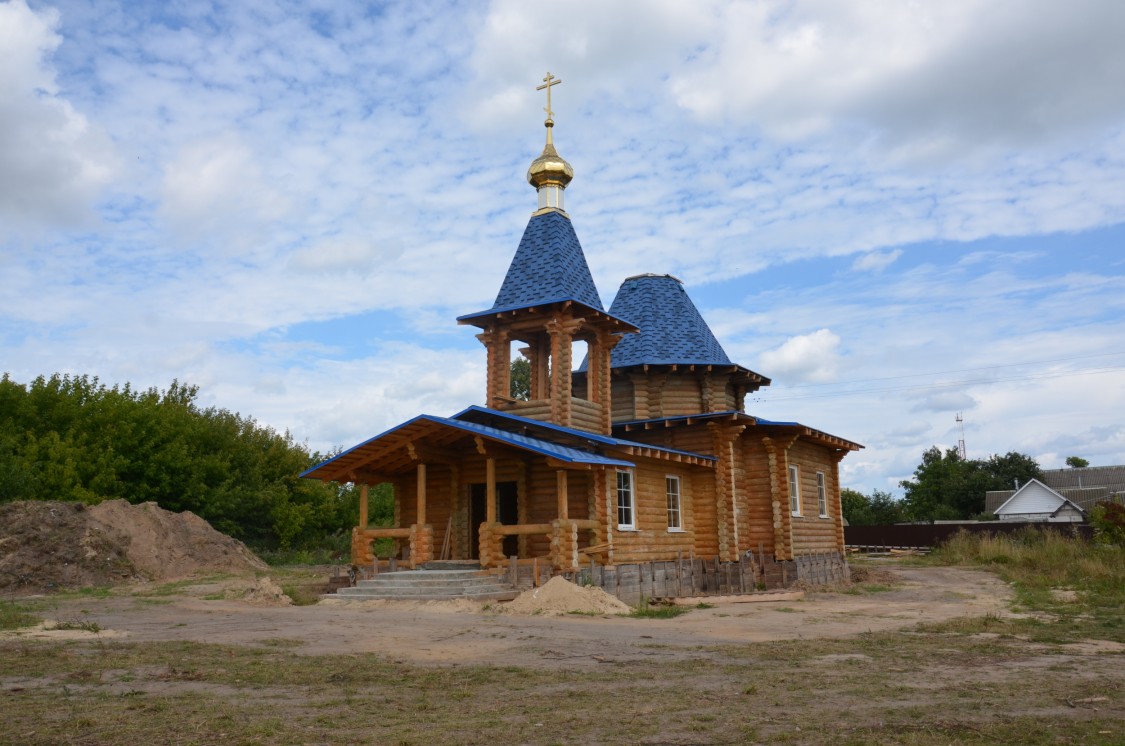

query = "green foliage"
[899,446,1042,521]
[509,356,530,400]
[1089,501,1125,545]
[0,373,357,551]
[1065,455,1089,468]
[840,488,905,525]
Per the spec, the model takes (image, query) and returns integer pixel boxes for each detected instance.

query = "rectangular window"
[816,472,828,517]
[788,464,801,516]
[616,470,635,529]
[666,476,682,530]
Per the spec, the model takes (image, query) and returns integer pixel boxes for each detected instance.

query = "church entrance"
[469,481,518,559]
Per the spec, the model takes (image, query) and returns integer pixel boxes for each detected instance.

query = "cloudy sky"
[3,0,1124,495]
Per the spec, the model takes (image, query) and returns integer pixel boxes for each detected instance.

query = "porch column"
[556,469,568,520]
[358,483,369,528]
[416,463,427,527]
[409,463,433,568]
[486,457,497,523]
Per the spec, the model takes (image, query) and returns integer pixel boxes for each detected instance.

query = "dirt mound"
[503,576,632,616]
[88,499,266,581]
[0,500,266,594]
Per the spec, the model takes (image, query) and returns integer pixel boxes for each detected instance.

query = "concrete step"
[328,567,517,602]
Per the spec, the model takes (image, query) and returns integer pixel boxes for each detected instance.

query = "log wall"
[606,459,700,564]
[787,439,844,556]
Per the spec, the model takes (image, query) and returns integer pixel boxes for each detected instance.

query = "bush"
[1089,501,1125,545]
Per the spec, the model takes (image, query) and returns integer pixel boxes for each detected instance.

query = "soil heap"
[503,576,632,616]
[0,499,267,594]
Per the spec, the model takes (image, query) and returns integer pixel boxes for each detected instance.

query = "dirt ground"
[11,563,1022,667]
[5,560,1123,745]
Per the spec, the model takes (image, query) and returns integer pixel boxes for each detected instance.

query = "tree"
[1066,456,1089,468]
[899,446,1042,521]
[841,488,906,526]
[510,356,531,400]
[0,373,356,549]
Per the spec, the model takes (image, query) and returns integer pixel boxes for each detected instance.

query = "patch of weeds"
[51,619,102,633]
[0,600,39,630]
[258,637,306,649]
[281,584,321,606]
[860,584,895,594]
[566,610,602,616]
[630,597,689,619]
[775,607,801,613]
[695,602,715,609]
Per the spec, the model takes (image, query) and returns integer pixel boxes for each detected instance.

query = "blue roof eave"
[301,412,635,480]
[452,406,716,463]
[456,297,637,329]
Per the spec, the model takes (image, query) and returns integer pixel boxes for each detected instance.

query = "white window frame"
[816,471,828,517]
[666,475,683,531]
[788,464,801,516]
[616,470,636,530]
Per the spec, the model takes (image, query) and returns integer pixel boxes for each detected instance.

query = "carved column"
[709,423,746,561]
[476,327,510,409]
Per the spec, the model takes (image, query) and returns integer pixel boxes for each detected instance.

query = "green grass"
[629,596,690,619]
[0,600,39,630]
[1,632,1120,745]
[925,528,1125,642]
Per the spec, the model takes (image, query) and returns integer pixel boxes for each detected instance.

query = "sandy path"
[24,564,1012,668]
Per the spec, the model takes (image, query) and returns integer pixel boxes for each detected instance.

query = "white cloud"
[912,391,976,413]
[758,328,841,383]
[667,1,1125,154]
[0,0,115,230]
[852,249,902,272]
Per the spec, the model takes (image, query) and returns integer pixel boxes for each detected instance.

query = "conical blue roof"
[606,274,732,367]
[490,210,604,312]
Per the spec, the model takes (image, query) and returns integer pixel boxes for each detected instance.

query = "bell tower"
[458,73,636,434]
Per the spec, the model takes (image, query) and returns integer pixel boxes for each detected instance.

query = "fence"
[845,522,1094,551]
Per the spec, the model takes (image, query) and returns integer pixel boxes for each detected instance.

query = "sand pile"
[503,576,631,616]
[236,577,293,606]
[0,499,267,594]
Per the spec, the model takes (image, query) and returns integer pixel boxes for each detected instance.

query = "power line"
[773,350,1125,391]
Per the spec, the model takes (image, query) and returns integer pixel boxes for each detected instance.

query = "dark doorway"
[469,481,518,559]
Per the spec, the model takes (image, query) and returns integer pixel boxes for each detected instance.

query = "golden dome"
[527,122,574,189]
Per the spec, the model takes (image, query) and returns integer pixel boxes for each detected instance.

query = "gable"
[996,479,1068,515]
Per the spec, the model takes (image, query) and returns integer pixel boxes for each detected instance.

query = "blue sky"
[3,0,1124,495]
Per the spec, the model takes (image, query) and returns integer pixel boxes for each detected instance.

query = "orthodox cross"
[536,72,561,122]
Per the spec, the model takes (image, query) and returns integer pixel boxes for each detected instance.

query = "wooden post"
[509,554,518,587]
[416,463,427,527]
[359,484,369,529]
[533,557,539,587]
[486,458,497,523]
[556,469,568,520]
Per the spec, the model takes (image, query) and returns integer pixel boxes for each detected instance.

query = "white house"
[994,479,1087,523]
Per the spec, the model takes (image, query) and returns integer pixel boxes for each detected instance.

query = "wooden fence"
[845,522,1094,551]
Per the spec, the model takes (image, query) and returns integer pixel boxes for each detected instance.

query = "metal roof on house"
[452,405,717,464]
[614,410,864,451]
[604,274,732,367]
[465,210,604,319]
[301,413,634,482]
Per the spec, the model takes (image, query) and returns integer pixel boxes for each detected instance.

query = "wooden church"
[303,75,861,587]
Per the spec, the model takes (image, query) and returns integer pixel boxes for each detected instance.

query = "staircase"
[330,562,519,602]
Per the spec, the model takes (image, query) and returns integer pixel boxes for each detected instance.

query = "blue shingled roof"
[489,210,604,312]
[602,274,732,367]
